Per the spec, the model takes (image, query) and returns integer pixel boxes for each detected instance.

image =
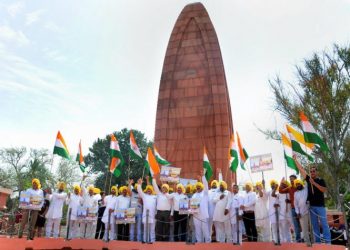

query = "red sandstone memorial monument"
[154,2,235,183]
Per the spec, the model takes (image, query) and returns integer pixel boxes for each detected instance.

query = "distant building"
[0,187,13,210]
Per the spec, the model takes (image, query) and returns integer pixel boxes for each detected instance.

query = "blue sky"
[1,0,350,184]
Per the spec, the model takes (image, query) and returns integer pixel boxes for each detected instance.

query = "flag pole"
[104,166,109,194]
[108,172,112,193]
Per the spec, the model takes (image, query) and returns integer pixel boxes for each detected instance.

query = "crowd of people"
[17,155,331,245]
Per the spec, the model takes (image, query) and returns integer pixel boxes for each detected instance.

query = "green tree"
[267,44,350,208]
[55,158,81,190]
[85,128,153,193]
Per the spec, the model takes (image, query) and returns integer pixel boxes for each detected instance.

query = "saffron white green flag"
[203,147,213,181]
[53,131,70,160]
[281,133,299,174]
[130,130,142,160]
[286,124,314,161]
[110,134,125,177]
[229,134,239,172]
[76,140,85,173]
[300,112,329,152]
[153,145,170,165]
[145,147,160,178]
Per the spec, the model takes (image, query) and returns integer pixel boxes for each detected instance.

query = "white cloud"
[42,48,67,62]
[6,1,24,17]
[0,25,29,46]
[25,9,45,26]
[44,22,64,34]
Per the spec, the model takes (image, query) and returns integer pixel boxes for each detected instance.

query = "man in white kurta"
[267,180,280,244]
[278,183,292,243]
[213,181,231,242]
[130,183,143,242]
[208,179,218,240]
[45,182,67,238]
[137,179,157,243]
[241,182,258,242]
[192,174,210,243]
[80,186,99,239]
[254,181,271,242]
[226,184,244,244]
[102,186,118,241]
[66,185,83,239]
[115,185,131,240]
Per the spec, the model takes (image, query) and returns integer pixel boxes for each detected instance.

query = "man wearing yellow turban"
[45,181,67,238]
[267,180,281,243]
[66,185,83,239]
[80,184,99,239]
[191,170,210,243]
[150,175,172,241]
[167,183,187,241]
[208,178,219,240]
[130,180,142,242]
[18,178,44,240]
[115,182,132,241]
[137,178,157,243]
[240,182,258,242]
[213,180,231,242]
[101,185,118,240]
[254,180,270,242]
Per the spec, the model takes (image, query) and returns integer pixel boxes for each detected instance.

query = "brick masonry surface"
[154,3,235,184]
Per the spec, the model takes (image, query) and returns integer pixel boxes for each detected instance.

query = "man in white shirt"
[254,181,270,242]
[208,179,218,240]
[66,185,83,239]
[225,184,244,244]
[137,179,157,243]
[129,183,143,242]
[192,172,210,243]
[115,184,131,240]
[45,182,67,238]
[168,183,187,241]
[102,185,118,241]
[18,178,44,240]
[294,179,311,246]
[81,185,99,239]
[151,175,172,241]
[213,181,231,242]
[240,182,258,242]
[267,180,280,244]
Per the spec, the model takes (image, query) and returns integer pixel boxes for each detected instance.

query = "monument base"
[0,238,346,250]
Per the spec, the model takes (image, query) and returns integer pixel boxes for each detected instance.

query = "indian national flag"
[281,133,299,174]
[53,131,70,160]
[153,145,170,166]
[109,134,125,177]
[286,124,314,161]
[300,112,329,152]
[229,134,239,172]
[236,132,248,170]
[203,147,213,181]
[76,140,85,173]
[145,147,160,178]
[130,130,143,160]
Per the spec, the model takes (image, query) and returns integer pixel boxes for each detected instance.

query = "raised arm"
[293,155,307,179]
[137,178,145,199]
[152,178,161,194]
[218,168,223,182]
[201,175,209,194]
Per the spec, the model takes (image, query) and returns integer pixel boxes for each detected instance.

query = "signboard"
[179,178,197,186]
[189,198,200,214]
[249,153,273,173]
[19,191,43,210]
[160,166,181,183]
[77,205,88,220]
[86,204,98,221]
[115,208,136,224]
[179,198,189,215]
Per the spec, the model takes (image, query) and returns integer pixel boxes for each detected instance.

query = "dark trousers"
[173,211,187,241]
[117,223,129,240]
[156,210,171,241]
[95,218,105,239]
[18,210,39,239]
[243,211,258,242]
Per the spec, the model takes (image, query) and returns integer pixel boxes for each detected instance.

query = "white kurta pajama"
[191,176,210,243]
[227,193,244,244]
[294,184,310,244]
[102,194,118,240]
[278,193,292,242]
[254,190,270,242]
[66,193,83,239]
[137,185,157,243]
[208,188,218,239]
[267,190,281,243]
[213,190,232,242]
[45,191,67,238]
[80,188,99,239]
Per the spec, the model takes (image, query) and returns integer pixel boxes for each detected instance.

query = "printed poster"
[160,166,181,183]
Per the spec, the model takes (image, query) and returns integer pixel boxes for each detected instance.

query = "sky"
[1,0,350,185]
